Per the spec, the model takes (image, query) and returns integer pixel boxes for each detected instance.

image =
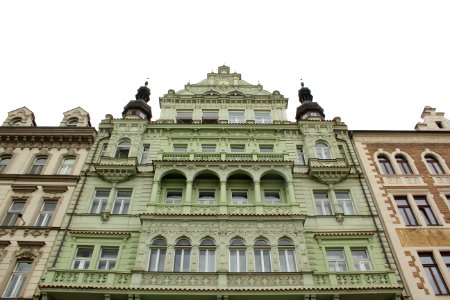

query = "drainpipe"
[335,131,391,269]
[52,131,111,267]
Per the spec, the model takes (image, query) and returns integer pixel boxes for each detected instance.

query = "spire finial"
[145,78,149,86]
[301,78,304,88]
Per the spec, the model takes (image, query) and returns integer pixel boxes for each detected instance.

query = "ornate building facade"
[0,107,96,299]
[40,66,403,300]
[352,106,450,299]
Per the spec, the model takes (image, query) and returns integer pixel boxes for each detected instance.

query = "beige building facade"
[352,106,450,299]
[0,107,96,299]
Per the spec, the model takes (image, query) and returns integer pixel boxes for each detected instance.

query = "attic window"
[176,110,193,124]
[10,117,22,126]
[436,121,444,129]
[67,118,78,127]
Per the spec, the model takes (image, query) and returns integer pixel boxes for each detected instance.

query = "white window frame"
[335,191,356,215]
[229,239,247,272]
[90,189,110,214]
[278,239,297,272]
[2,200,26,226]
[29,156,47,175]
[314,191,333,215]
[231,191,248,204]
[72,247,94,269]
[173,239,191,272]
[0,156,12,173]
[264,190,281,204]
[34,200,57,227]
[58,157,75,175]
[202,110,219,123]
[255,110,272,124]
[351,248,372,271]
[148,238,167,272]
[198,190,216,204]
[198,239,216,272]
[228,110,245,123]
[166,190,183,204]
[326,249,348,271]
[2,261,32,298]
[254,239,272,272]
[316,142,332,159]
[112,190,132,214]
[140,144,150,164]
[297,147,307,165]
[97,247,119,270]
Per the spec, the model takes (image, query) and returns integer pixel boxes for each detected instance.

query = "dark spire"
[298,79,313,103]
[135,79,151,102]
[295,80,325,121]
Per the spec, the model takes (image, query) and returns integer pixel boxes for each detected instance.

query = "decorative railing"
[44,270,397,290]
[382,175,425,186]
[94,157,138,183]
[97,156,137,166]
[161,153,286,162]
[308,158,347,168]
[313,271,395,286]
[153,205,293,215]
[51,270,131,285]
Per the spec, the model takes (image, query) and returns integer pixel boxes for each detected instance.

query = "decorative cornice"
[17,241,46,247]
[313,231,375,240]
[70,230,132,238]
[42,185,68,193]
[11,184,38,193]
[0,174,80,183]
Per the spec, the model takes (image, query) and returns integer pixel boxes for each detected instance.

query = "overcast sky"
[1,0,449,130]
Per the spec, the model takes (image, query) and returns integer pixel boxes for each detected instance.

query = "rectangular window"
[297,147,307,165]
[199,249,216,272]
[326,249,347,271]
[254,248,272,272]
[419,252,449,295]
[140,144,150,164]
[229,249,246,272]
[228,110,245,123]
[112,190,132,214]
[231,145,245,152]
[173,144,188,152]
[264,191,281,204]
[394,196,418,226]
[90,190,110,214]
[441,252,450,274]
[173,248,191,272]
[202,145,216,152]
[148,247,166,272]
[259,145,274,153]
[198,190,215,204]
[72,247,93,269]
[98,144,107,162]
[279,248,297,272]
[2,261,32,298]
[314,192,333,215]
[2,200,25,226]
[351,249,372,271]
[98,247,119,270]
[34,201,57,226]
[231,191,248,204]
[336,191,356,215]
[202,110,219,124]
[255,110,272,124]
[414,196,439,225]
[176,110,193,124]
[166,190,182,204]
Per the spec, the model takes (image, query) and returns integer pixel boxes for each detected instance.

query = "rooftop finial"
[145,78,149,86]
[301,79,304,88]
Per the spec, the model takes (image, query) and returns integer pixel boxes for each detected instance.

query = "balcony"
[94,157,138,183]
[160,152,286,162]
[307,158,351,184]
[42,270,399,291]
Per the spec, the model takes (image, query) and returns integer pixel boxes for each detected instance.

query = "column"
[220,181,227,204]
[328,184,342,214]
[105,183,117,213]
[185,180,193,204]
[254,181,262,203]
[149,180,160,204]
[286,180,296,203]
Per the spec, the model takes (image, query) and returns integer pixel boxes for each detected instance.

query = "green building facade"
[40,66,403,300]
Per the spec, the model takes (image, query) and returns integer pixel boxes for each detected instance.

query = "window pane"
[264,191,281,204]
[396,155,413,174]
[231,191,248,204]
[351,249,372,271]
[58,157,75,175]
[35,201,57,226]
[228,110,245,123]
[90,190,110,213]
[73,247,93,269]
[3,261,32,298]
[98,248,119,270]
[231,145,245,152]
[314,192,332,215]
[336,191,356,215]
[378,155,395,174]
[316,143,331,159]
[419,253,449,295]
[2,201,25,226]
[255,111,272,124]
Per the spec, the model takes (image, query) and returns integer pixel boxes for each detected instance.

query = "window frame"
[425,154,446,175]
[377,155,395,175]
[115,140,131,158]
[0,155,12,173]
[351,248,372,271]
[166,190,183,204]
[419,252,450,295]
[316,142,332,159]
[97,247,119,270]
[230,145,245,153]
[264,190,281,204]
[314,191,333,215]
[254,239,272,272]
[2,261,33,298]
[326,249,348,272]
[28,156,48,175]
[229,238,247,272]
[176,110,193,124]
[414,195,439,226]
[198,190,216,205]
[173,238,191,272]
[112,190,132,214]
[58,156,76,175]
[394,196,419,226]
[34,200,57,227]
[259,145,274,153]
[148,238,167,272]
[202,109,219,124]
[173,144,188,152]
[254,110,272,124]
[201,145,216,153]
[1,200,26,226]
[198,238,216,272]
[395,154,413,175]
[297,146,307,165]
[335,191,356,215]
[231,190,248,204]
[72,247,94,269]
[89,189,110,214]
[228,110,245,123]
[140,144,150,164]
[278,238,297,272]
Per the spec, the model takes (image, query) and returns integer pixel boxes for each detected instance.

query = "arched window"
[199,238,216,272]
[173,238,191,272]
[10,117,22,126]
[0,155,12,174]
[254,238,271,272]
[148,238,167,272]
[66,118,79,127]
[229,238,246,272]
[316,142,332,159]
[115,140,131,158]
[395,155,413,174]
[278,238,296,272]
[425,154,445,175]
[58,157,76,175]
[377,155,395,174]
[29,156,47,175]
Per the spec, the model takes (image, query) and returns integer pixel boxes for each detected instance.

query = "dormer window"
[10,117,22,126]
[202,110,219,124]
[176,110,193,124]
[66,118,78,127]
[228,110,245,123]
[255,111,272,124]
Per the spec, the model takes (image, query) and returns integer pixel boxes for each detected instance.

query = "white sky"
[1,0,449,130]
